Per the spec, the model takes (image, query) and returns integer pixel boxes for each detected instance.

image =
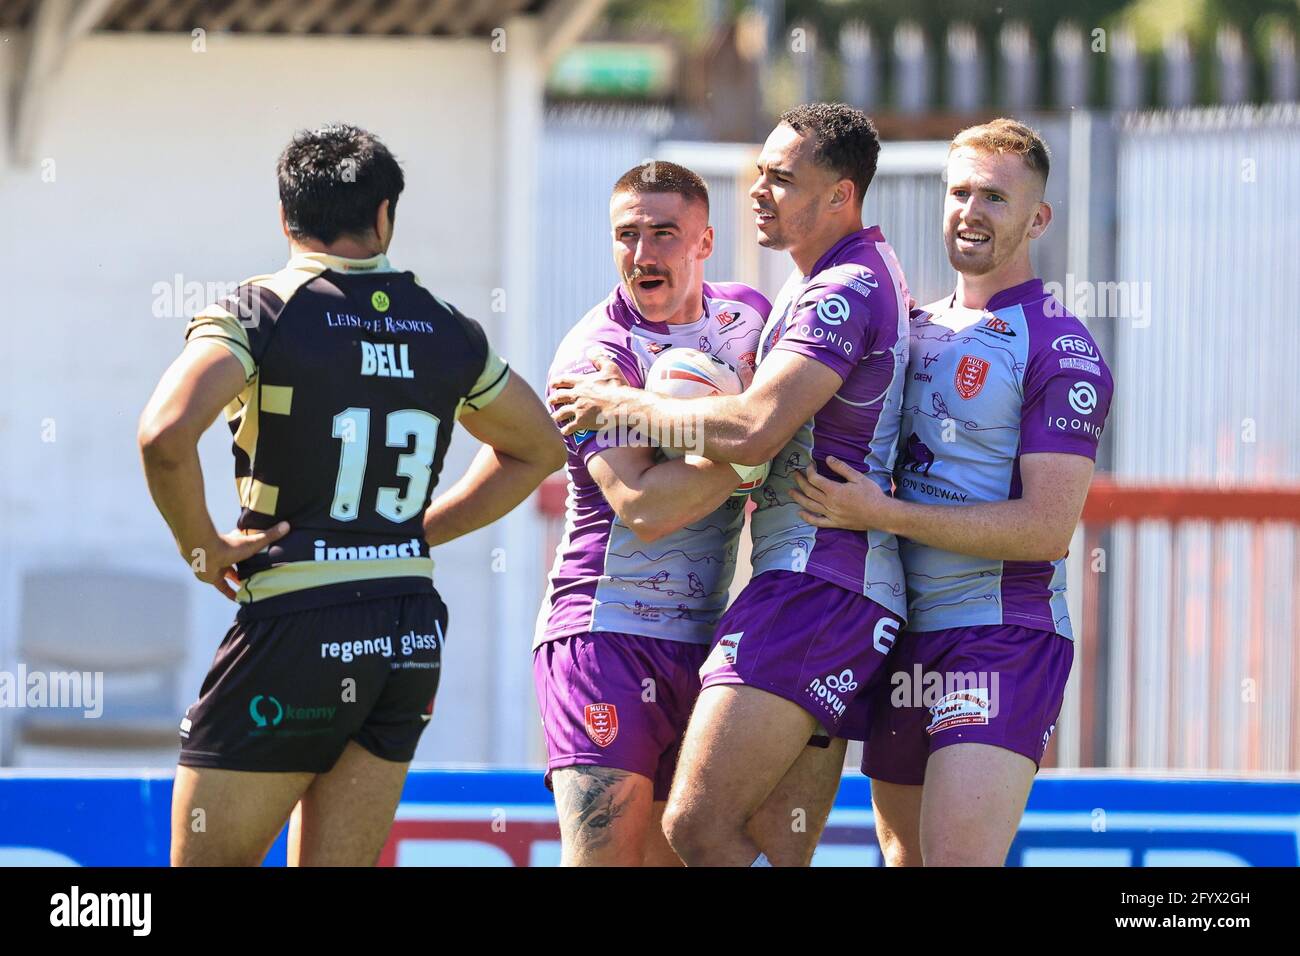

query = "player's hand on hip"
[190,522,290,601]
[790,457,888,532]
[549,357,633,437]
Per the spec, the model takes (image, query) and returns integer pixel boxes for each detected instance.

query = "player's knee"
[662,799,730,862]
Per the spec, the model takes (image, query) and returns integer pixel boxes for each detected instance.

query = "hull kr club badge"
[584,702,619,747]
[955,354,990,400]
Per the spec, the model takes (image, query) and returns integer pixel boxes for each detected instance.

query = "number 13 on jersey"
[330,406,440,523]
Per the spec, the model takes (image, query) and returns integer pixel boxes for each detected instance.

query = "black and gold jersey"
[184,251,509,619]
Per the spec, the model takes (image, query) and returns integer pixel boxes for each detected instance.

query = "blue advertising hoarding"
[0,770,1295,866]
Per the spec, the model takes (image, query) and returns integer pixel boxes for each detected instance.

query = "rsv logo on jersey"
[360,341,415,379]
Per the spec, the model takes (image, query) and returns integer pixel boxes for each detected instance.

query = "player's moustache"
[626,266,670,284]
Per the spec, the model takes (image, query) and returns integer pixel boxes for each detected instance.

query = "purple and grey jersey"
[749,226,911,619]
[535,282,770,649]
[897,278,1114,637]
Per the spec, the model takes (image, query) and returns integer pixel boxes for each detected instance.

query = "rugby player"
[787,119,1114,866]
[551,105,912,866]
[139,124,562,866]
[536,161,772,866]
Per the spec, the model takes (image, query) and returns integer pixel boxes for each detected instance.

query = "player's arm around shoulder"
[725,349,843,464]
[720,277,872,465]
[587,445,740,544]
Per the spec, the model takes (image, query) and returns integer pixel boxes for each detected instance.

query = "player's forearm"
[882,497,1072,562]
[139,437,220,559]
[422,444,553,547]
[615,456,740,542]
[619,391,775,466]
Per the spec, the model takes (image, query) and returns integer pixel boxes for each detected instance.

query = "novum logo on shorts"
[807,668,858,719]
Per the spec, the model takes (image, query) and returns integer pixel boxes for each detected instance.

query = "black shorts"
[178,591,446,773]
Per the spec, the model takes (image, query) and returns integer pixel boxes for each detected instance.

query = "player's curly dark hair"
[277,123,405,244]
[779,103,881,207]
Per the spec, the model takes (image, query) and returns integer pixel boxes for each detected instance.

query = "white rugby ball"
[644,347,769,495]
[645,347,743,399]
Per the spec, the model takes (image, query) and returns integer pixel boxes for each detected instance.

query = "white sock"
[750,852,773,867]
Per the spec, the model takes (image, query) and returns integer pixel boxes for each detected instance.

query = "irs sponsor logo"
[314,538,425,561]
[361,340,415,378]
[954,354,990,399]
[814,293,851,326]
[715,309,739,328]
[1068,380,1099,415]
[1051,333,1100,362]
[807,669,859,719]
[979,316,1016,337]
[1059,357,1101,375]
[583,702,619,747]
[645,341,670,354]
[926,687,992,734]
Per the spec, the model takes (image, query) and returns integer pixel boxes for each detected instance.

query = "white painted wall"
[0,32,549,767]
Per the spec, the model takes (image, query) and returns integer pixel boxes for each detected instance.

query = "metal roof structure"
[0,0,573,36]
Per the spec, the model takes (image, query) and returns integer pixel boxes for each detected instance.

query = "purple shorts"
[699,570,904,738]
[533,631,707,801]
[860,624,1074,785]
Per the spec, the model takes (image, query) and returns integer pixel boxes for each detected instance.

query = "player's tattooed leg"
[552,766,654,866]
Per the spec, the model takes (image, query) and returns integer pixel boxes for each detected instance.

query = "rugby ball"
[646,347,743,399]
[644,347,770,495]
